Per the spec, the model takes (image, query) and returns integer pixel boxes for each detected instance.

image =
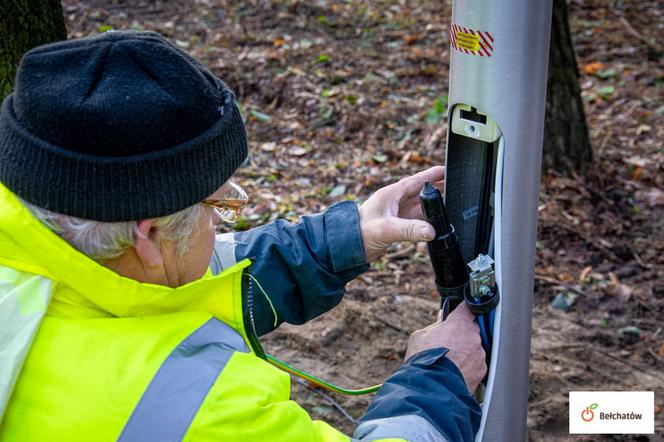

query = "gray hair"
[22,200,205,261]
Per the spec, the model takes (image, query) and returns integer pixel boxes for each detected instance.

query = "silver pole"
[443,1,553,440]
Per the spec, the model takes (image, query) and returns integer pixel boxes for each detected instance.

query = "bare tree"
[543,0,592,176]
[0,0,67,99]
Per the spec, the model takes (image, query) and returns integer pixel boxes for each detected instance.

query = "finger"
[382,217,435,243]
[397,178,446,218]
[449,302,476,322]
[401,166,445,196]
[394,166,446,198]
[399,179,445,203]
[446,303,480,333]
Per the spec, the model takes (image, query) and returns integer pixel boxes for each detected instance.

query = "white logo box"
[569,391,655,434]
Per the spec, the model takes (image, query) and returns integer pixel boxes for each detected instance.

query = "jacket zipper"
[242,264,266,359]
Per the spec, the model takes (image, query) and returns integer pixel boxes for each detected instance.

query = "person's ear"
[133,219,164,269]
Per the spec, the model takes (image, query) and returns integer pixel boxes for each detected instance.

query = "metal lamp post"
[443,1,554,440]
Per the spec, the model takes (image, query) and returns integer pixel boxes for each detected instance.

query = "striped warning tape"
[450,24,494,57]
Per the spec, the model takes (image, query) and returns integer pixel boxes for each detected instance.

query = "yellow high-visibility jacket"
[0,182,480,441]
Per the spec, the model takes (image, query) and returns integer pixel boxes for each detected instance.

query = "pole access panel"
[443,1,553,440]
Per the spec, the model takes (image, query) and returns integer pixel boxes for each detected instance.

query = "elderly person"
[0,31,485,441]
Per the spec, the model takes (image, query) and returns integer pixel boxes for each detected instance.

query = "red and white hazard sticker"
[450,24,494,57]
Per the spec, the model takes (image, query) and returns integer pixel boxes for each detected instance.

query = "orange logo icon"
[581,403,598,422]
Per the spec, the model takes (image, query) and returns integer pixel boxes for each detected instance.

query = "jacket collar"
[0,183,249,330]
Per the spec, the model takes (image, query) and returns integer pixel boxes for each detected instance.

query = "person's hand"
[358,166,444,262]
[404,303,487,393]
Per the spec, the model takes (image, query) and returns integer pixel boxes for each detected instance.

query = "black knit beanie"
[0,30,248,222]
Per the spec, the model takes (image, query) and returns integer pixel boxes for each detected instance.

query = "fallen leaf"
[260,142,277,152]
[597,85,615,98]
[311,405,334,415]
[623,156,649,167]
[608,272,619,288]
[422,65,437,76]
[596,67,617,79]
[295,178,312,187]
[632,166,643,181]
[559,271,575,282]
[598,238,613,248]
[328,184,346,198]
[616,283,632,303]
[403,34,419,45]
[372,154,388,163]
[655,404,661,415]
[409,47,423,61]
[551,292,577,312]
[589,272,605,282]
[643,188,664,207]
[250,109,272,123]
[658,342,664,359]
[581,79,594,90]
[289,146,308,156]
[582,61,605,75]
[636,124,651,135]
[579,266,593,282]
[618,326,641,340]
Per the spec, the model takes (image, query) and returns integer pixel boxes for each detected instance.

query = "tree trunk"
[0,0,67,99]
[543,0,592,176]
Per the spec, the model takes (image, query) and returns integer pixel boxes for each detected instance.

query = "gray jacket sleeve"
[210,200,369,335]
[355,348,482,442]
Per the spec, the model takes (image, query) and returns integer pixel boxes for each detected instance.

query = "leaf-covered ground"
[64,0,663,439]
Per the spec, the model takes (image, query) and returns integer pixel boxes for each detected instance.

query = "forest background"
[1,0,662,439]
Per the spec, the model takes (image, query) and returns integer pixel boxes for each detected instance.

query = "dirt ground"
[63,0,663,439]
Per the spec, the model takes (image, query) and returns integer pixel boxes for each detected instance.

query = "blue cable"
[477,309,496,367]
[477,314,490,352]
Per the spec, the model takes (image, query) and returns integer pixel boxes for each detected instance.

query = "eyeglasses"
[201,181,248,224]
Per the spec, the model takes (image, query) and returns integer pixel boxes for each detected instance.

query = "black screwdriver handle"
[420,182,469,308]
[420,181,452,237]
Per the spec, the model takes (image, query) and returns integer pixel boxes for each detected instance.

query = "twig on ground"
[372,314,410,334]
[629,245,651,270]
[534,274,587,297]
[561,344,664,383]
[293,377,357,425]
[616,15,660,52]
[556,223,620,262]
[647,349,664,366]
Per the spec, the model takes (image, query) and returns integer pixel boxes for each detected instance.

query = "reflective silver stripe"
[118,318,249,442]
[354,415,448,442]
[210,233,237,275]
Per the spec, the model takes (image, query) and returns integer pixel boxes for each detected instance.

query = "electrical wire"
[253,265,496,396]
[250,273,381,395]
[477,314,491,352]
[265,304,496,395]
[266,309,495,396]
[265,354,382,396]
